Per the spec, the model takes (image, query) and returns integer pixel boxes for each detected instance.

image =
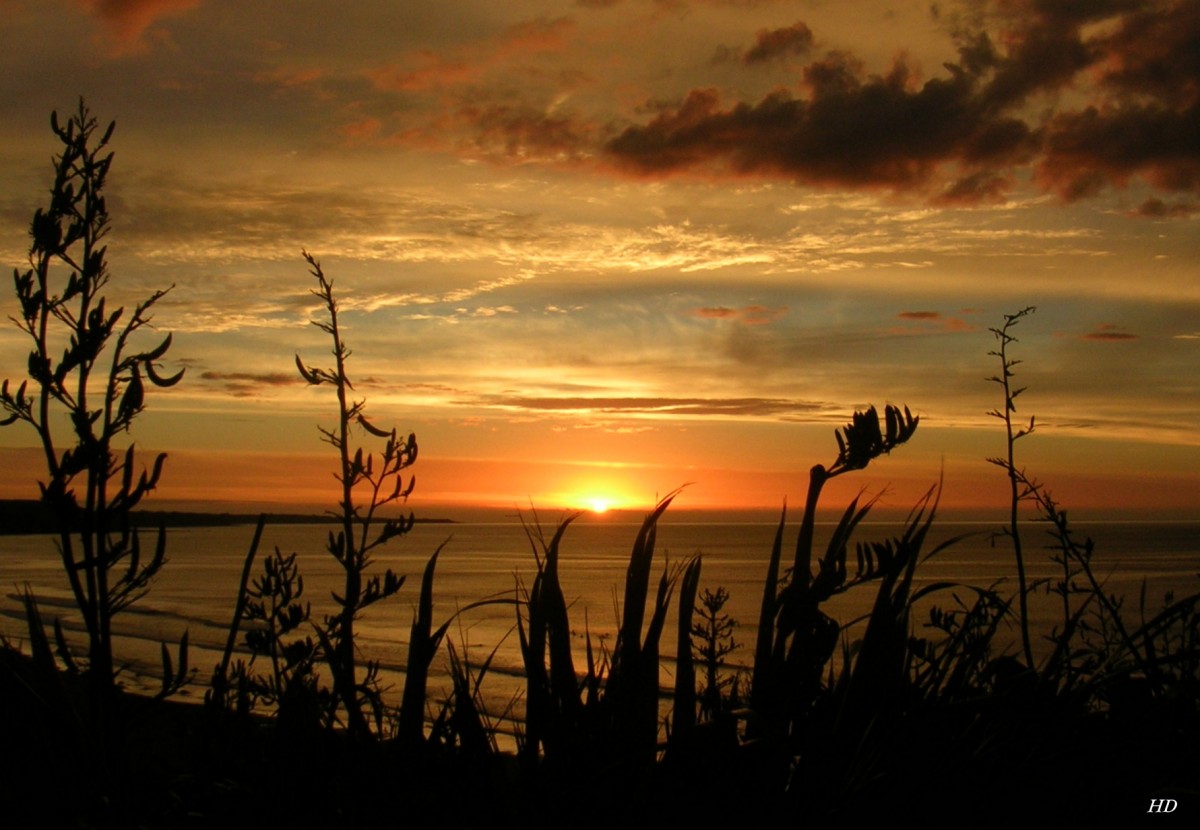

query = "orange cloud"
[74,0,200,53]
[340,117,384,143]
[368,17,574,94]
[1080,323,1139,342]
[368,51,478,93]
[891,311,977,335]
[693,305,787,325]
[743,22,814,65]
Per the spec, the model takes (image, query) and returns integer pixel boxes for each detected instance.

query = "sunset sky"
[0,0,1197,517]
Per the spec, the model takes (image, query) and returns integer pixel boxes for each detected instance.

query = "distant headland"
[0,500,453,535]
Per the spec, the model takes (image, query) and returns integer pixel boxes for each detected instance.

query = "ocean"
[2,515,1198,732]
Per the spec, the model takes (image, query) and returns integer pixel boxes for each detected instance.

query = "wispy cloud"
[199,370,298,397]
[891,310,978,335]
[465,393,832,420]
[692,305,788,325]
[1078,323,1139,342]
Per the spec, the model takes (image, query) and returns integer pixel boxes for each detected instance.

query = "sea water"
[2,516,1197,731]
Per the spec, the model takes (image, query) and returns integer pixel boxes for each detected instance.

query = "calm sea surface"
[2,517,1198,727]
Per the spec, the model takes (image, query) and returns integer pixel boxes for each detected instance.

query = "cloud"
[74,0,200,53]
[891,310,978,334]
[743,22,814,65]
[694,307,740,319]
[1079,323,1139,342]
[368,16,575,94]
[453,102,597,161]
[692,305,788,325]
[1093,0,1200,108]
[253,65,325,89]
[462,305,518,317]
[340,117,384,143]
[604,1,1200,203]
[605,53,1037,195]
[367,51,478,93]
[1038,102,1200,200]
[466,394,829,419]
[1135,198,1197,218]
[199,370,298,397]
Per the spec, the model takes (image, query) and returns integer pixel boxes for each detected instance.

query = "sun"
[585,496,613,514]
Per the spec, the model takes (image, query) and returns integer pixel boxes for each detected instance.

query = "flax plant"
[984,307,1200,709]
[750,404,918,743]
[986,305,1038,669]
[296,251,415,737]
[0,101,186,726]
[517,493,693,775]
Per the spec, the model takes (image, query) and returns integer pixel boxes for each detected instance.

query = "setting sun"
[585,496,613,514]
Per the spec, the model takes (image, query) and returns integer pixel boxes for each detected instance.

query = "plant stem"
[989,307,1036,670]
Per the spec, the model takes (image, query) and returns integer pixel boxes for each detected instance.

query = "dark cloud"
[1038,102,1200,200]
[606,51,1037,193]
[200,370,298,397]
[605,1,1200,203]
[1136,197,1197,217]
[743,22,814,65]
[936,171,1014,205]
[1090,0,1200,108]
[897,311,940,320]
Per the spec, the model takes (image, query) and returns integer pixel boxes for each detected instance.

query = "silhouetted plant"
[606,493,690,770]
[296,251,415,737]
[750,404,918,744]
[985,307,1200,712]
[515,510,593,767]
[690,586,740,722]
[207,516,265,714]
[516,493,694,776]
[0,101,186,726]
[1005,458,1200,708]
[986,305,1038,669]
[671,556,702,745]
[215,535,325,726]
[907,582,1013,702]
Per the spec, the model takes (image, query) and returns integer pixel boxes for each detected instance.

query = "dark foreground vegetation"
[1,103,1197,828]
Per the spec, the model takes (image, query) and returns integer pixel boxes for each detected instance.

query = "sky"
[0,0,1197,518]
